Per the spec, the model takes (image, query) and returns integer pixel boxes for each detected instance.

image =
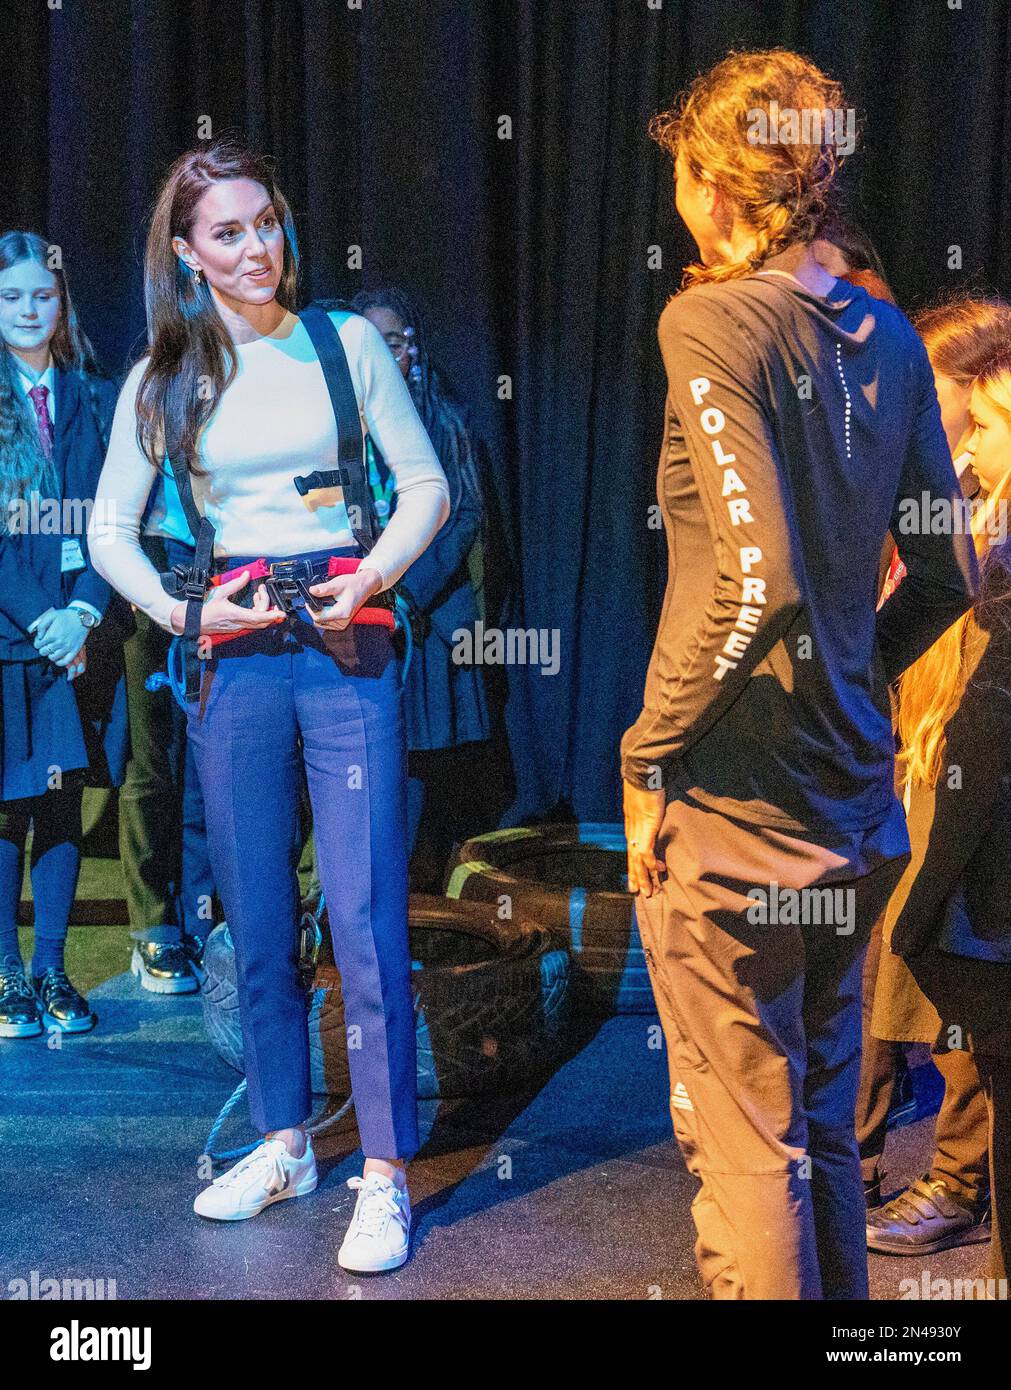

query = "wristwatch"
[72,606,101,630]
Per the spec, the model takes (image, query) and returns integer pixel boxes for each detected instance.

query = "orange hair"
[650,49,852,288]
[914,295,1011,384]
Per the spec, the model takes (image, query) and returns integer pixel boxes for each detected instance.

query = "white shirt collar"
[14,357,56,423]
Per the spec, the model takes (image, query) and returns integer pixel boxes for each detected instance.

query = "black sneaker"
[866,1175,991,1255]
[31,967,97,1034]
[130,940,199,995]
[0,957,42,1038]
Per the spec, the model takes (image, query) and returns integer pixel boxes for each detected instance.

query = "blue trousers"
[184,548,419,1160]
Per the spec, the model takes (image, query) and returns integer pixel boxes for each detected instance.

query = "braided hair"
[650,49,854,289]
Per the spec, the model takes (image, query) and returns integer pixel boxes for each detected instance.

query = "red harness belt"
[206,555,396,645]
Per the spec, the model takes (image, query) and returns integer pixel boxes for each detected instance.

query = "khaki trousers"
[636,791,909,1299]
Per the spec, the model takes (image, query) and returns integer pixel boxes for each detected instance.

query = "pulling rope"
[203,1079,356,1165]
[201,887,357,1166]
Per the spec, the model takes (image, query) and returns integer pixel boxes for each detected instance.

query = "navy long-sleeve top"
[620,271,978,833]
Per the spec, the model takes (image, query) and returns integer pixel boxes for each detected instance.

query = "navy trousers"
[184,548,419,1160]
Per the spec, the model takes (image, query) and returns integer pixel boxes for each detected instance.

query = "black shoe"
[31,967,96,1034]
[864,1173,883,1210]
[130,940,199,995]
[0,957,42,1038]
[867,1175,991,1255]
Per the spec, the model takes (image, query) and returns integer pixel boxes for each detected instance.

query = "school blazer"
[0,369,132,661]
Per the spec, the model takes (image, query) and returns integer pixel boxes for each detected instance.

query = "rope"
[202,1078,251,1163]
[393,593,414,684]
[202,886,357,1166]
[203,1084,357,1166]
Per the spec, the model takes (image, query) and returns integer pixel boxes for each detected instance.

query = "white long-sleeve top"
[88,308,451,633]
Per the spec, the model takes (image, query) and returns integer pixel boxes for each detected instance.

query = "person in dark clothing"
[119,472,217,995]
[859,296,1011,1252]
[890,348,1011,1290]
[809,222,927,1196]
[812,207,896,307]
[0,230,130,1037]
[621,50,978,1299]
[351,287,491,892]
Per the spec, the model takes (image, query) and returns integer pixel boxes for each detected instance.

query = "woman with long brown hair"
[620,49,977,1298]
[88,137,450,1272]
[888,352,1011,1291]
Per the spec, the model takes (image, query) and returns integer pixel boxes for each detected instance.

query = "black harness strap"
[296,304,381,554]
[162,453,215,700]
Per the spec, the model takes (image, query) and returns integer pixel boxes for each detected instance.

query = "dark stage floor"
[0,973,990,1300]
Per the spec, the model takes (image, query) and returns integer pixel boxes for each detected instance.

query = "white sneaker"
[193,1137,317,1221]
[337,1172,412,1273]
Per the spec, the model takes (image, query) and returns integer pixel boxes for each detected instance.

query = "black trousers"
[118,535,215,939]
[637,791,908,1299]
[902,944,1011,1289]
[856,913,989,1203]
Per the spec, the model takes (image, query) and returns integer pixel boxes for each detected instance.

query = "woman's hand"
[169,570,286,637]
[67,644,88,682]
[306,566,384,632]
[32,608,87,666]
[623,779,667,898]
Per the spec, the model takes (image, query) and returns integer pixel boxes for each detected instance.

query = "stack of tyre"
[200,893,570,1099]
[443,823,655,1016]
[200,821,652,1103]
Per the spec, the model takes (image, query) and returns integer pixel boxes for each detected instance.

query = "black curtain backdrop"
[2,0,1010,829]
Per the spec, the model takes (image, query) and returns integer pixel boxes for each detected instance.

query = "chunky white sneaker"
[337,1173,412,1273]
[193,1137,317,1221]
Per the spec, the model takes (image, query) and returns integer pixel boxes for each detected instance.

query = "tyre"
[200,923,245,1074]
[200,894,570,1099]
[442,822,655,1015]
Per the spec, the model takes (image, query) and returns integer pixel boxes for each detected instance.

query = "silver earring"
[192,267,203,285]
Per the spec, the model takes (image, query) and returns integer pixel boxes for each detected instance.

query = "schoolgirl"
[0,230,129,1038]
[890,349,1011,1290]
[860,297,1011,1253]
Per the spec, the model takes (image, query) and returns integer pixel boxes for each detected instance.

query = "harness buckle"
[264,560,323,614]
[180,566,209,601]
